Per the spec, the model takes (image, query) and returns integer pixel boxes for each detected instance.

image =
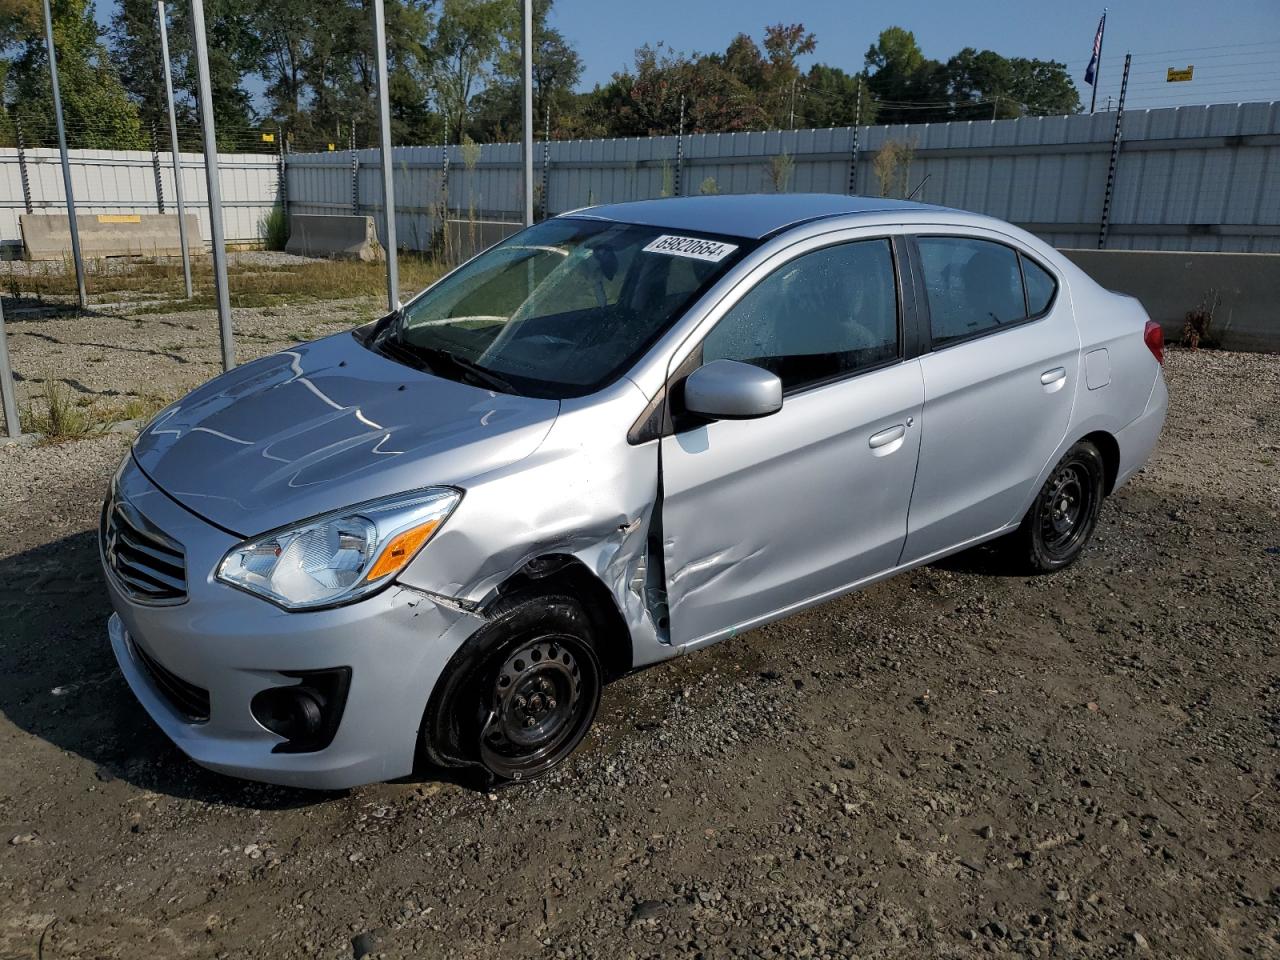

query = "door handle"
[868,424,906,449]
[1040,367,1067,386]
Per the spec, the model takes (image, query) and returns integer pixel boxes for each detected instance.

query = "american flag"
[1084,13,1106,86]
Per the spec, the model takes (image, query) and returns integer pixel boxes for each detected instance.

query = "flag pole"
[1090,9,1107,114]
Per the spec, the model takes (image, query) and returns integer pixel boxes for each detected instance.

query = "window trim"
[908,234,1060,353]
[701,234,909,400]
[628,233,915,444]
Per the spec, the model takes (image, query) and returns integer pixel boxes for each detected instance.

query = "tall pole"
[1098,52,1131,250]
[189,0,234,369]
[372,0,399,311]
[520,0,534,227]
[158,0,193,299]
[0,297,20,440]
[42,0,87,310]
[1090,9,1107,115]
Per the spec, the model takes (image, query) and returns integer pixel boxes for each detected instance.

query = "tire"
[1005,441,1106,573]
[421,594,602,783]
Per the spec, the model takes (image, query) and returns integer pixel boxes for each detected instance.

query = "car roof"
[565,193,953,240]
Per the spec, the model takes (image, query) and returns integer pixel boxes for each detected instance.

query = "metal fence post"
[674,94,685,197]
[350,120,359,214]
[42,0,87,309]
[277,125,288,218]
[1098,53,1132,250]
[14,117,33,215]
[520,0,534,227]
[0,296,21,439]
[372,0,399,311]
[151,121,166,213]
[189,0,234,369]
[540,110,551,220]
[848,78,863,195]
[157,0,192,299]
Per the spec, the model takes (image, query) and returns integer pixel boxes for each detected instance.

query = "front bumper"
[103,457,485,790]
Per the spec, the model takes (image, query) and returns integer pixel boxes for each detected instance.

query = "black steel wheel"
[421,594,602,783]
[478,634,598,780]
[1006,441,1106,573]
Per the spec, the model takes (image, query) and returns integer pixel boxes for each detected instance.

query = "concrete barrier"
[444,218,522,263]
[285,214,383,262]
[20,213,201,260]
[1062,249,1280,353]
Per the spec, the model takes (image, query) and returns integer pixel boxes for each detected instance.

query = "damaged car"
[101,194,1168,788]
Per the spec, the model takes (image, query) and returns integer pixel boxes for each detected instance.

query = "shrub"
[260,205,290,251]
[1181,289,1221,350]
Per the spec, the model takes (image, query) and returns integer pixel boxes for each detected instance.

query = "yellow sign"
[97,214,141,224]
[261,132,275,143]
[1167,66,1194,82]
[327,143,336,152]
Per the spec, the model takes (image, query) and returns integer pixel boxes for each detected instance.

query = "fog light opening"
[250,667,351,754]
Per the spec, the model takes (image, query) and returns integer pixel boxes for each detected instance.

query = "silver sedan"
[101,194,1168,788]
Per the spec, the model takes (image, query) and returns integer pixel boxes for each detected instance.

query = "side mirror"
[683,359,783,421]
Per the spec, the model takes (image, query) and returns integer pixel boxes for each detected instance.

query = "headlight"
[217,487,460,610]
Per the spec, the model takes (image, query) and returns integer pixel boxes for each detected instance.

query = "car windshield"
[366,217,750,398]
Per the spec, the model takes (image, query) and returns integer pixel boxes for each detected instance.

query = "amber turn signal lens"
[364,520,440,582]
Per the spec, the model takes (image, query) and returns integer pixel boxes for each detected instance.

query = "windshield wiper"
[418,347,516,393]
[373,333,432,373]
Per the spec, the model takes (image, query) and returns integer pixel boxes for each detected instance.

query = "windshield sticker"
[642,234,738,263]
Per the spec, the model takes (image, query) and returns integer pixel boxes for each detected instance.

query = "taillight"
[1143,320,1164,365]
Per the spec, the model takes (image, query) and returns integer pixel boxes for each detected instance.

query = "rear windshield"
[366,217,752,398]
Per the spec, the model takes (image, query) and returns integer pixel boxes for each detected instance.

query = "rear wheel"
[423,595,602,783]
[1006,441,1105,573]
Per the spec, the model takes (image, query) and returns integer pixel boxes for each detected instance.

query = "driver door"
[660,236,925,648]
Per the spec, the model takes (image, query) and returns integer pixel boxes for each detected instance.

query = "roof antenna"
[906,173,931,201]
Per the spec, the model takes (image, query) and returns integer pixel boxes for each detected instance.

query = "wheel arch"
[1078,429,1120,495]
[485,554,634,681]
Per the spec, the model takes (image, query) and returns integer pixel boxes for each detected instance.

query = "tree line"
[0,0,1081,152]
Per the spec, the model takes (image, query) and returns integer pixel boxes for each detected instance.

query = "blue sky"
[547,0,1280,110]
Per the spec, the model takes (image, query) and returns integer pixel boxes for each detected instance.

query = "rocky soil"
[0,347,1276,959]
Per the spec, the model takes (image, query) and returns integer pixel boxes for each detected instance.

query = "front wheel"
[422,595,602,783]
[1006,441,1106,573]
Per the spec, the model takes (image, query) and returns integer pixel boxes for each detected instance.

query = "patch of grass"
[4,255,447,312]
[22,381,100,441]
[20,381,172,442]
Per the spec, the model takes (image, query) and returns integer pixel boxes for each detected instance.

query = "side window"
[702,239,899,391]
[917,237,1026,346]
[1021,254,1057,315]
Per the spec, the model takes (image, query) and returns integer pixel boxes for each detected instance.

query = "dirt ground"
[0,332,1277,958]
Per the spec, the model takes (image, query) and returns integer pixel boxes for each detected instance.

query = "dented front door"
[660,360,925,648]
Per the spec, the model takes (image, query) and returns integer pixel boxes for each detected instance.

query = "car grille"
[101,491,188,604]
[129,637,211,723]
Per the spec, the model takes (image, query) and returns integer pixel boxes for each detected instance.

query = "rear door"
[659,235,925,648]
[901,232,1079,563]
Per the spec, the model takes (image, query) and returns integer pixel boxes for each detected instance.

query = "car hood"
[132,332,559,536]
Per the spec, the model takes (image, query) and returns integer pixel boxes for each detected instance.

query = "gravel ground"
[0,347,1277,960]
[2,291,381,423]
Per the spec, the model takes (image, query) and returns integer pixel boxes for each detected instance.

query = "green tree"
[864,25,948,124]
[3,0,143,148]
[946,49,1079,117]
[469,0,582,141]
[428,0,506,142]
[799,64,878,129]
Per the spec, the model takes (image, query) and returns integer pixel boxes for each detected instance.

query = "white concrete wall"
[0,147,280,251]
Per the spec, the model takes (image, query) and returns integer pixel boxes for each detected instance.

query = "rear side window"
[917,237,1027,346]
[702,239,899,391]
[1021,255,1057,315]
